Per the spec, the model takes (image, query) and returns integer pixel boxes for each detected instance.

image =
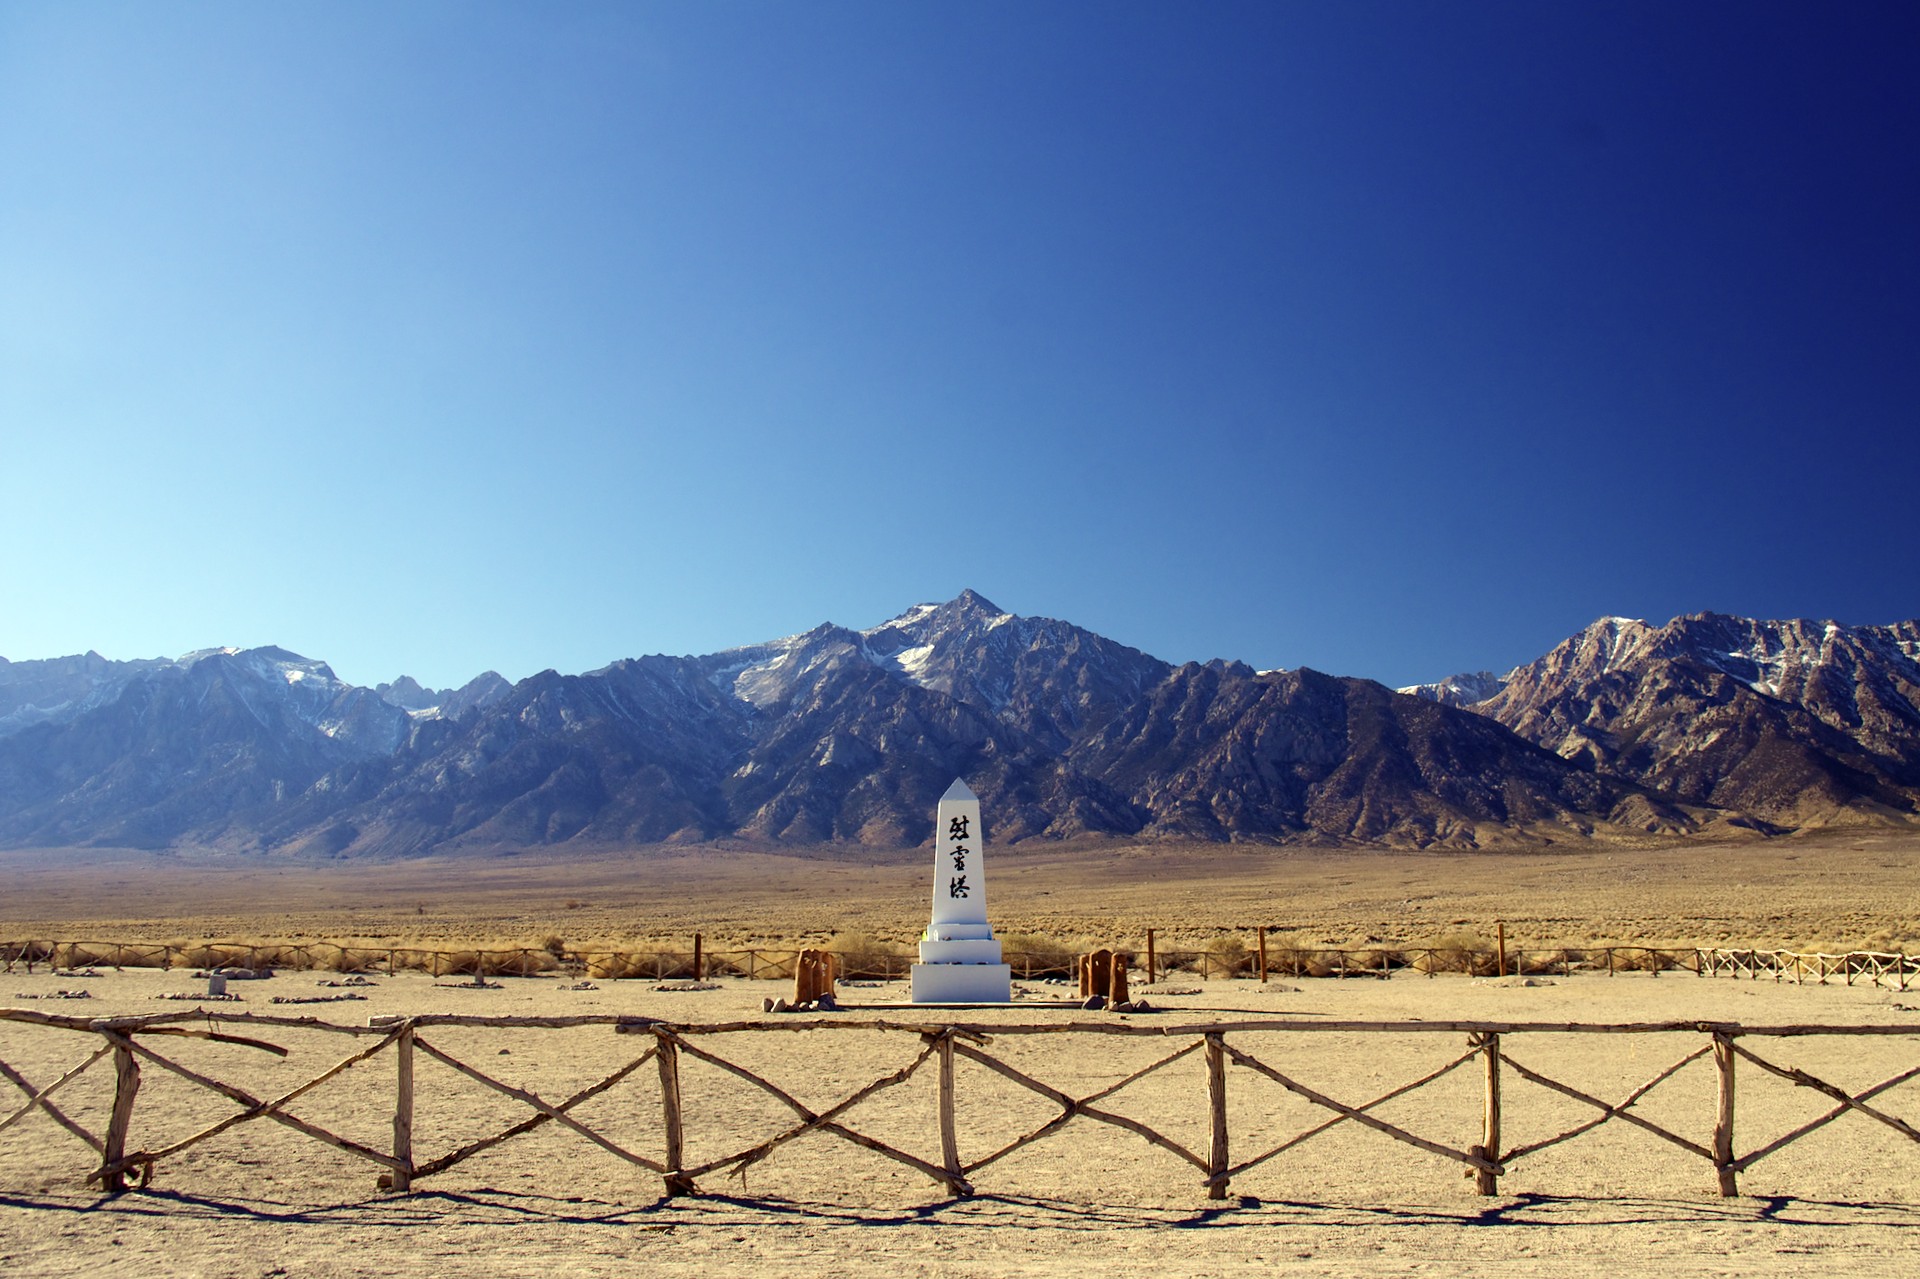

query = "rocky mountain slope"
[1406,613,1920,828]
[3,595,1914,855]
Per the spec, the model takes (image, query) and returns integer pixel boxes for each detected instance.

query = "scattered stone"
[435,978,503,989]
[51,967,102,978]
[319,975,377,988]
[1259,983,1303,993]
[1138,986,1201,996]
[1480,976,1555,988]
[652,981,721,992]
[155,992,241,1001]
[1080,995,1107,1011]
[15,989,93,1000]
[270,993,367,1004]
[1113,999,1155,1014]
[560,980,598,991]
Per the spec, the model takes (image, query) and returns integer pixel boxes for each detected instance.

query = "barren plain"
[3,831,1919,1277]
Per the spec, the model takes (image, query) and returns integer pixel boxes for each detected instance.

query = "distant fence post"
[1145,930,1156,985]
[1257,928,1268,983]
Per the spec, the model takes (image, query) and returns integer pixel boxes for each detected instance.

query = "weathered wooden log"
[107,1034,403,1176]
[99,1033,141,1192]
[936,1031,964,1195]
[112,1028,403,1183]
[391,1024,414,1192]
[0,1045,111,1145]
[1217,1044,1481,1184]
[1497,1044,1714,1165]
[1732,1062,1920,1173]
[1222,1039,1499,1177]
[1205,1033,1229,1200]
[952,1039,1207,1172]
[1473,1031,1501,1195]
[655,1030,693,1194]
[1713,1032,1738,1196]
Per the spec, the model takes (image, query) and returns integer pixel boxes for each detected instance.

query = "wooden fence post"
[1257,928,1268,983]
[936,1030,966,1196]
[100,1032,140,1193]
[1145,930,1156,985]
[1496,922,1507,978]
[1205,1033,1229,1200]
[692,934,703,981]
[391,1023,415,1192]
[656,1031,693,1196]
[1713,1031,1738,1197]
[1472,1032,1501,1195]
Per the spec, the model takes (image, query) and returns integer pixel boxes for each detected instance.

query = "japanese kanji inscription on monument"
[910,778,1013,1004]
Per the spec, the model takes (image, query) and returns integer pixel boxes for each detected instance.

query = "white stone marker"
[910,778,1013,1004]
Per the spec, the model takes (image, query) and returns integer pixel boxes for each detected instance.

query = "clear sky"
[3,2,1916,691]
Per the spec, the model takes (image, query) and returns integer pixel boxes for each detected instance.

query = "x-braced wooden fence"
[4,1009,1918,1202]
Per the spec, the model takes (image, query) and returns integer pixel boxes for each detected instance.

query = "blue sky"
[3,2,1916,691]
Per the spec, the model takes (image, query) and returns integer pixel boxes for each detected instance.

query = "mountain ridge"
[3,595,1915,856]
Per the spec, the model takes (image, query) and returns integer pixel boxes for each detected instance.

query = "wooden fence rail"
[3,1008,1917,1203]
[4,939,1915,988]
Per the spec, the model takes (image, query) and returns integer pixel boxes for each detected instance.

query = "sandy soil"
[3,827,1919,954]
[3,964,1919,1277]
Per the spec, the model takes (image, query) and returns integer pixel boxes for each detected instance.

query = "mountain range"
[1,592,1915,856]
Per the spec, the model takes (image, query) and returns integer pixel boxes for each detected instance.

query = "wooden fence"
[3,1007,1917,1203]
[5,938,1915,988]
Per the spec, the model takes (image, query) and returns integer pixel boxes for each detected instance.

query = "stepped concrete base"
[918,937,1004,964]
[911,963,1012,1004]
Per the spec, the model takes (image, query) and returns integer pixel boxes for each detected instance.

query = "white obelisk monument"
[910,778,1013,1004]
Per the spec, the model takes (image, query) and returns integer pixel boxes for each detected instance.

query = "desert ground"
[3,832,1919,1276]
[2,826,1917,955]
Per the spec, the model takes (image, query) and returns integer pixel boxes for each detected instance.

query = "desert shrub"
[829,932,908,981]
[1411,933,1493,976]
[3,940,56,965]
[429,948,556,978]
[326,947,385,974]
[700,950,751,978]
[1000,932,1084,979]
[584,951,647,980]
[1203,935,1251,980]
[1350,947,1407,976]
[542,935,568,960]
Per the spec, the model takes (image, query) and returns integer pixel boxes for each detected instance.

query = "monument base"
[910,963,1012,1005]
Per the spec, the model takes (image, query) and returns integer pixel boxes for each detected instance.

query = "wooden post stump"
[792,948,836,1005]
[391,1023,415,1192]
[656,1031,694,1196]
[100,1033,141,1193]
[1109,956,1129,1007]
[935,1031,967,1196]
[1713,1031,1739,1197]
[1145,929,1156,985]
[1079,949,1113,999]
[1472,1031,1501,1195]
[1205,1033,1229,1200]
